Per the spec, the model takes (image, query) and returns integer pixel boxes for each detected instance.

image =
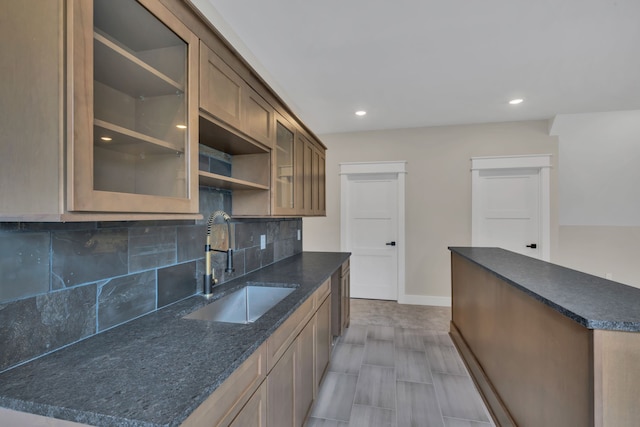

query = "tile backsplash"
[0,188,302,372]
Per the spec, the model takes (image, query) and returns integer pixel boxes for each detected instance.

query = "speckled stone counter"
[449,247,640,331]
[0,252,350,427]
[449,247,640,427]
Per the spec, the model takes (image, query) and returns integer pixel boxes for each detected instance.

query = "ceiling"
[193,0,640,135]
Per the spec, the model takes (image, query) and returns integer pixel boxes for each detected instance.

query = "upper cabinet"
[200,42,274,149]
[272,115,297,216]
[69,0,200,214]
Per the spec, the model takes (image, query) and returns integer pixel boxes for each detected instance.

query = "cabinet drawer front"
[267,296,313,371]
[341,259,350,275]
[315,278,331,305]
[181,343,266,427]
[229,381,267,427]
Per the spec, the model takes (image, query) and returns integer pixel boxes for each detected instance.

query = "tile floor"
[305,300,495,427]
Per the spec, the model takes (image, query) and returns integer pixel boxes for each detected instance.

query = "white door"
[341,162,406,301]
[471,155,551,260]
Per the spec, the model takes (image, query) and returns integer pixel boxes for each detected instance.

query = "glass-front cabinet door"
[273,115,296,215]
[69,0,199,213]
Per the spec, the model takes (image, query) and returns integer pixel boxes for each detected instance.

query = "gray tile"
[129,226,176,272]
[394,328,426,350]
[329,343,364,375]
[157,261,197,308]
[354,365,396,409]
[443,417,493,427]
[305,418,349,427]
[98,271,156,331]
[0,231,50,302]
[396,381,444,427]
[432,373,490,423]
[423,331,454,347]
[177,225,205,263]
[274,238,295,261]
[367,325,395,341]
[244,246,261,273]
[395,348,433,384]
[363,339,395,367]
[311,372,358,421]
[425,343,467,376]
[349,404,396,427]
[234,221,266,249]
[52,228,128,288]
[0,284,96,371]
[341,324,368,345]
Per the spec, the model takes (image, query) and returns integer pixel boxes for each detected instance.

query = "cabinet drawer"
[315,278,331,306]
[181,343,267,427]
[341,259,350,275]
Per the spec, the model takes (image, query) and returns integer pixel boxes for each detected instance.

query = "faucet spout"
[204,210,234,296]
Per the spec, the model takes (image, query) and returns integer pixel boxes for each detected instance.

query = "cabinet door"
[315,297,331,392]
[69,0,199,213]
[266,343,295,427]
[229,382,267,427]
[296,319,315,426]
[200,42,243,130]
[244,87,275,148]
[272,115,297,215]
[341,263,351,330]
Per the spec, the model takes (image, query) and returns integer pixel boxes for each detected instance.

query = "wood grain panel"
[451,253,593,427]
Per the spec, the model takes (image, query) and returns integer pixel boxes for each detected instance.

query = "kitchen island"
[449,247,640,427]
[0,252,350,427]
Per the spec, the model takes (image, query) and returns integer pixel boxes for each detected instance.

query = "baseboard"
[397,294,451,307]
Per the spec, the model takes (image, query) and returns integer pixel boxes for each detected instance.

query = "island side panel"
[450,253,593,427]
[593,329,640,427]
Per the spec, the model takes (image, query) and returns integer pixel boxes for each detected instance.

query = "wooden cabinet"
[199,43,274,149]
[1,0,202,221]
[69,0,200,214]
[315,297,331,392]
[295,132,326,216]
[272,115,297,215]
[295,319,315,425]
[266,344,296,427]
[332,259,351,337]
[229,382,267,427]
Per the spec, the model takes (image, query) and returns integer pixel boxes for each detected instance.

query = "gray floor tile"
[354,364,396,409]
[396,381,444,427]
[306,417,349,427]
[394,328,426,350]
[363,339,395,367]
[443,417,493,427]
[423,331,455,347]
[349,404,396,427]
[424,343,467,376]
[432,373,490,422]
[329,343,364,375]
[395,348,433,383]
[341,324,368,345]
[367,325,395,341]
[312,372,359,421]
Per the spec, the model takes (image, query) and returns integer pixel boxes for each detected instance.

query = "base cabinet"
[266,344,296,427]
[229,382,267,427]
[331,259,351,337]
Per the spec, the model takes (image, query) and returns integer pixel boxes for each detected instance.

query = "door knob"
[386,241,396,246]
[526,243,537,249]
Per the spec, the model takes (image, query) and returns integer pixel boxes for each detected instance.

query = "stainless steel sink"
[184,285,296,324]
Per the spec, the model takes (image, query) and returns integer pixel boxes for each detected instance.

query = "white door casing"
[471,155,551,261]
[340,161,406,301]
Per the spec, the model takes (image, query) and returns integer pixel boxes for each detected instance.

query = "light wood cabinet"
[332,259,351,337]
[295,319,315,425]
[315,297,331,392]
[266,343,296,427]
[69,0,200,214]
[272,114,297,215]
[1,0,201,221]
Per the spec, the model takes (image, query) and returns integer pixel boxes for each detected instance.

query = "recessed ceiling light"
[176,124,187,129]
[355,110,367,116]
[100,136,112,142]
[509,98,524,105]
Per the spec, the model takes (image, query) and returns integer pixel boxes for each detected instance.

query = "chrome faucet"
[204,210,234,297]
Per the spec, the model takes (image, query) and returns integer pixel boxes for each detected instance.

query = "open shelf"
[94,32,183,98]
[94,119,184,155]
[199,114,269,156]
[199,171,269,191]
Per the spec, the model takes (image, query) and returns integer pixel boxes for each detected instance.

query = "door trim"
[471,154,552,261]
[340,161,407,302]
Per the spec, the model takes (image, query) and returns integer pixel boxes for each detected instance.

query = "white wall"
[551,110,640,287]
[304,120,559,301]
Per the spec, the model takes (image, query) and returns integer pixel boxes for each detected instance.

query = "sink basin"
[184,285,296,324]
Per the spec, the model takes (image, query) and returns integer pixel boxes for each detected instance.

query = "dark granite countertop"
[0,252,350,427]
[449,247,640,332]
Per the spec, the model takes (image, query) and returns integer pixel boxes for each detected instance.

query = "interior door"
[473,168,541,258]
[344,173,398,300]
